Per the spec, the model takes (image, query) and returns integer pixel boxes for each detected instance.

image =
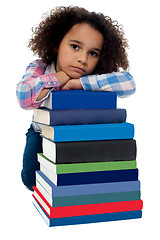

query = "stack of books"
[32,90,143,227]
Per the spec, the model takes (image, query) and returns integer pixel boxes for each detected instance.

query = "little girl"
[16,6,136,191]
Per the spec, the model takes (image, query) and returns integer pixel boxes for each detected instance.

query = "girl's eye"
[90,51,98,57]
[71,44,79,50]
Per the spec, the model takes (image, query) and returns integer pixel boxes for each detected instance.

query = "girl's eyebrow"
[70,40,83,44]
[69,39,102,52]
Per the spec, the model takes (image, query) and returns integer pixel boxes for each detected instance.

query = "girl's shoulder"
[28,59,47,69]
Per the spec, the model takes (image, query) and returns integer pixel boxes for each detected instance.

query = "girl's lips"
[71,66,86,73]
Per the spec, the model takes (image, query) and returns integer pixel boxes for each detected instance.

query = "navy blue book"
[42,138,136,164]
[33,108,126,126]
[41,90,117,110]
[32,197,142,227]
[40,169,138,186]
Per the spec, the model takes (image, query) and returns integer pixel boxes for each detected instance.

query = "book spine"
[44,90,117,110]
[56,169,138,186]
[49,108,126,125]
[38,153,137,174]
[53,122,134,142]
[54,139,137,164]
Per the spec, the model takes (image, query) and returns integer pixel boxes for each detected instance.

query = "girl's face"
[56,23,104,79]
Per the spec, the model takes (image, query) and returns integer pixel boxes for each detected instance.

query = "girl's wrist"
[55,71,70,87]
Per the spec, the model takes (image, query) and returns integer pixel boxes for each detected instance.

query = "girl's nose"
[77,52,88,65]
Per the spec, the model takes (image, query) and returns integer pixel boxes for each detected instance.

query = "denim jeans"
[21,124,42,191]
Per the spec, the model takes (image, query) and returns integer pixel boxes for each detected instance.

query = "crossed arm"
[16,59,136,110]
[36,71,82,100]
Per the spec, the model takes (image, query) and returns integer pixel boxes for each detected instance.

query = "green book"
[38,153,137,174]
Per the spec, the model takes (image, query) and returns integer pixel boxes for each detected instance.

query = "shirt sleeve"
[80,71,136,97]
[16,59,60,110]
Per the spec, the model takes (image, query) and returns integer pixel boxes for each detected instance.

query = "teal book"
[33,185,140,207]
[41,122,134,142]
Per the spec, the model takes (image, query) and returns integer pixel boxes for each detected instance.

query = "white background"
[1,0,160,239]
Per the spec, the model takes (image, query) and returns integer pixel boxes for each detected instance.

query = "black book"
[42,138,136,164]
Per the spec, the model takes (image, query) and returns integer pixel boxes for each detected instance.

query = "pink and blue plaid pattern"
[16,59,136,110]
[16,60,60,109]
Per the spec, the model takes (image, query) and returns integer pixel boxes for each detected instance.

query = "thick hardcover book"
[38,153,137,174]
[32,189,143,218]
[42,138,137,164]
[33,185,140,207]
[41,90,117,110]
[36,171,140,197]
[37,168,138,186]
[33,197,142,227]
[33,108,126,126]
[41,122,134,142]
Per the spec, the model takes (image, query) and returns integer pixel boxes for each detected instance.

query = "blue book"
[36,171,141,197]
[41,122,134,142]
[41,90,117,110]
[33,108,126,126]
[32,197,142,227]
[39,169,138,186]
[34,184,140,207]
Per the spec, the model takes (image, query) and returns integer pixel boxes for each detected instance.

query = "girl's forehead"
[64,23,104,48]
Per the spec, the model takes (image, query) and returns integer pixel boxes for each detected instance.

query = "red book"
[32,186,143,218]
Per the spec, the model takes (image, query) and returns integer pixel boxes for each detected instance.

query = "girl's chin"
[63,68,88,79]
[67,72,86,79]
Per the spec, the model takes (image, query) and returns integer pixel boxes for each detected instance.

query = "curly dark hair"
[28,6,129,74]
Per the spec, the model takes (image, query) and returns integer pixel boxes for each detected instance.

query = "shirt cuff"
[41,73,60,91]
[33,73,60,104]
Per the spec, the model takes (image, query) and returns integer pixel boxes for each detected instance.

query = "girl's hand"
[55,71,70,88]
[61,79,83,90]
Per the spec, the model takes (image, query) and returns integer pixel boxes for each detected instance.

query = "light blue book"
[36,171,140,197]
[41,122,134,142]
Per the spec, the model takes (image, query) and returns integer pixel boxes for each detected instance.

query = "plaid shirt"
[80,72,136,97]
[16,59,136,110]
[16,60,60,110]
